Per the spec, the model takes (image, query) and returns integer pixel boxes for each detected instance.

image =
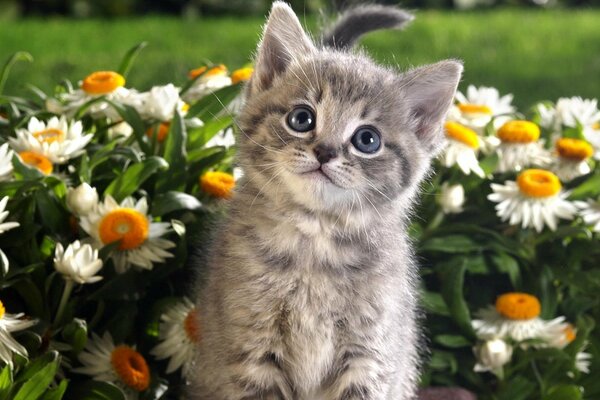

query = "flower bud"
[54,240,103,284]
[439,182,465,214]
[473,339,513,373]
[66,183,98,216]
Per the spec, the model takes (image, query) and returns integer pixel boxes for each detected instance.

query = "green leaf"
[68,381,126,400]
[11,154,44,180]
[185,83,241,121]
[188,116,233,148]
[34,190,68,235]
[568,171,600,200]
[107,101,150,154]
[40,379,68,400]
[421,291,450,317]
[479,152,499,175]
[0,364,12,400]
[420,235,481,254]
[151,191,202,216]
[13,357,58,400]
[117,42,148,79]
[439,259,476,339]
[428,350,458,373]
[62,318,88,354]
[543,385,583,400]
[434,334,472,348]
[187,145,227,164]
[490,252,522,288]
[104,156,169,202]
[0,51,33,95]
[156,111,187,192]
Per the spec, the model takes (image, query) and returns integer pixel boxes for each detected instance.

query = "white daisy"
[183,64,232,104]
[495,120,551,173]
[473,338,513,374]
[488,169,577,232]
[536,102,559,133]
[150,298,199,378]
[54,240,103,284]
[576,197,600,232]
[550,138,593,182]
[9,116,93,164]
[0,143,14,181]
[204,126,236,149]
[451,85,515,131]
[66,183,99,216]
[438,182,465,214]
[472,292,568,343]
[555,97,600,131]
[583,121,600,160]
[575,348,592,374]
[79,195,175,273]
[440,122,485,177]
[75,332,150,398]
[0,299,37,367]
[0,196,19,234]
[136,83,182,122]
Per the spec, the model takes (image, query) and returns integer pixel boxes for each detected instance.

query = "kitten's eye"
[351,126,381,154]
[287,106,316,133]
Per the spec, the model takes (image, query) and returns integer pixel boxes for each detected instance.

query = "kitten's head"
[236,2,462,215]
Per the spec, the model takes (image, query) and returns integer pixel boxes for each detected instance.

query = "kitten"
[189,2,462,399]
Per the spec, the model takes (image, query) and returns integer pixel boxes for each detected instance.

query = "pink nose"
[313,144,337,164]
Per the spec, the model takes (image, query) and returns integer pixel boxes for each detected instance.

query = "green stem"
[425,210,445,235]
[54,279,74,327]
[531,359,546,395]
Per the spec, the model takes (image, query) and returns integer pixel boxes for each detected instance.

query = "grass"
[1,9,600,108]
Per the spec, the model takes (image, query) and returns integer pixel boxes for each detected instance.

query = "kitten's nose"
[313,144,337,164]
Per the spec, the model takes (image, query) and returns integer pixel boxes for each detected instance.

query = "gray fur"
[188,2,462,399]
[321,4,414,50]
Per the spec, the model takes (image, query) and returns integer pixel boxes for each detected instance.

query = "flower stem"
[54,279,74,326]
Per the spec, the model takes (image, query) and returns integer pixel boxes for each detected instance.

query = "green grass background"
[1,9,600,108]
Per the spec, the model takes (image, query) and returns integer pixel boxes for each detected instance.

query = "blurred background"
[1,0,599,108]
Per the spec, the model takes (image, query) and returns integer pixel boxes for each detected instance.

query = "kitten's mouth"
[302,167,334,184]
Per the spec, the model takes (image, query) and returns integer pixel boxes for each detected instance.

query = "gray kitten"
[188,2,462,399]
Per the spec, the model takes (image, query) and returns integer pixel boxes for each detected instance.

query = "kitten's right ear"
[250,2,316,93]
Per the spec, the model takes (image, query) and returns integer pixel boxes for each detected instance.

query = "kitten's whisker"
[249,166,285,211]
[267,121,289,146]
[362,177,393,202]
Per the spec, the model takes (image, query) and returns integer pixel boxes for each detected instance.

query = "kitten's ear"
[400,60,463,154]
[250,2,316,93]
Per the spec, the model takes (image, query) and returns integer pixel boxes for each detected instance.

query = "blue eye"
[287,106,316,133]
[351,126,381,154]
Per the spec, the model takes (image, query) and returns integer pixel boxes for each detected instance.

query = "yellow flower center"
[33,128,65,144]
[231,67,254,84]
[517,169,561,198]
[146,122,170,143]
[184,307,201,343]
[564,324,576,344]
[458,103,493,115]
[181,103,190,113]
[495,292,541,320]
[592,122,600,130]
[99,208,149,250]
[0,300,5,320]
[200,171,235,199]
[497,120,540,143]
[110,346,150,392]
[555,138,593,161]
[188,64,228,80]
[444,121,480,149]
[19,151,53,175]
[82,71,126,95]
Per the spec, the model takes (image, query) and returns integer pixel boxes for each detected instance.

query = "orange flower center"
[564,324,577,344]
[146,122,170,143]
[0,300,5,320]
[517,169,561,198]
[458,103,493,115]
[495,292,541,320]
[188,64,228,80]
[82,71,125,95]
[184,308,201,343]
[231,67,254,84]
[200,171,235,199]
[555,138,593,161]
[110,346,150,392]
[99,208,149,250]
[19,151,53,175]
[497,120,540,143]
[444,121,480,149]
[33,128,65,144]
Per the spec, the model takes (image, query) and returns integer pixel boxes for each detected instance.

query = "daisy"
[488,169,577,232]
[0,299,37,367]
[0,196,19,234]
[495,120,551,173]
[555,97,600,131]
[75,332,150,398]
[66,182,99,216]
[51,71,140,120]
[473,338,513,374]
[551,138,593,181]
[545,325,592,375]
[183,65,232,104]
[54,240,103,285]
[439,122,485,177]
[136,83,183,122]
[583,121,600,160]
[9,116,93,164]
[0,143,14,181]
[451,85,515,131]
[438,182,465,214]
[472,292,568,343]
[204,126,236,149]
[200,171,235,199]
[150,298,200,378]
[576,197,600,232]
[79,195,175,273]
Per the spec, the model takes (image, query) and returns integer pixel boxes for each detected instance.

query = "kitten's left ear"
[250,2,316,93]
[400,60,463,154]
